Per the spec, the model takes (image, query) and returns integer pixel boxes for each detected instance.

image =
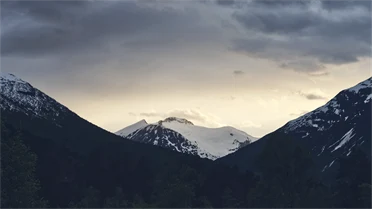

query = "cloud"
[0,0,212,57]
[279,60,325,73]
[215,0,235,6]
[230,0,371,72]
[240,120,262,128]
[2,0,370,75]
[233,70,245,75]
[139,112,160,117]
[303,93,327,100]
[132,109,225,127]
[297,90,328,100]
[307,71,330,77]
[128,112,136,116]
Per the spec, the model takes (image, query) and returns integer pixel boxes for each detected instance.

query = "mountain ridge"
[218,77,372,179]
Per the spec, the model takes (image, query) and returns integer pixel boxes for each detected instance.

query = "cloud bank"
[2,0,369,74]
[131,109,225,127]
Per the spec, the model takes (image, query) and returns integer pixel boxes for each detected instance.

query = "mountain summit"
[116,117,257,160]
[159,117,194,125]
[0,72,72,122]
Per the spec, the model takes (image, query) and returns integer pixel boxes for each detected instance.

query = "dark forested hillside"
[2,117,371,208]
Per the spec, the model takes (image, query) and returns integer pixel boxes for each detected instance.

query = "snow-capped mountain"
[282,77,371,173]
[0,73,73,123]
[220,77,371,177]
[116,117,257,160]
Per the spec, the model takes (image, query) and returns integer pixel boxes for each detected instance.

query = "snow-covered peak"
[161,121,257,157]
[0,72,70,121]
[285,76,371,133]
[348,77,372,93]
[1,72,27,85]
[116,117,258,160]
[115,119,148,137]
[159,117,194,125]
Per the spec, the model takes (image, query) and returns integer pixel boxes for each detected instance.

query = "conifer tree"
[103,187,128,208]
[1,122,48,208]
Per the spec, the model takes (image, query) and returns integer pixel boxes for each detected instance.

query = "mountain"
[0,73,72,122]
[0,73,218,206]
[116,117,257,160]
[219,77,372,178]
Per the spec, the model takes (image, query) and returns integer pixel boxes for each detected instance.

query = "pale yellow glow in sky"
[49,58,370,138]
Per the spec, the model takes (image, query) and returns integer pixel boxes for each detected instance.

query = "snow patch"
[364,94,372,103]
[348,77,372,93]
[331,128,355,152]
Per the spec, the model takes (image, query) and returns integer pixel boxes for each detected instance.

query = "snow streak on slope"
[331,128,355,152]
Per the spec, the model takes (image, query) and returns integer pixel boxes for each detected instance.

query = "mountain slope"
[0,73,221,206]
[116,117,257,160]
[116,119,148,136]
[1,73,72,122]
[219,77,372,178]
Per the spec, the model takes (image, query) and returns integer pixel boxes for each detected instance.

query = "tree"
[1,123,48,208]
[197,196,213,208]
[75,186,101,207]
[358,183,372,208]
[247,133,328,207]
[67,187,101,209]
[103,187,128,208]
[152,178,195,207]
[221,187,239,207]
[132,194,153,208]
[333,148,371,208]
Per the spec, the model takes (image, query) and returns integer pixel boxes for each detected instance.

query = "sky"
[1,0,371,137]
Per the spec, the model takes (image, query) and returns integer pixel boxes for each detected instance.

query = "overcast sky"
[1,0,371,137]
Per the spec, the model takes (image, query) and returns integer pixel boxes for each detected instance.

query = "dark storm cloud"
[1,0,206,57]
[1,0,87,22]
[231,0,371,72]
[1,0,370,77]
[253,0,372,9]
[215,0,235,6]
